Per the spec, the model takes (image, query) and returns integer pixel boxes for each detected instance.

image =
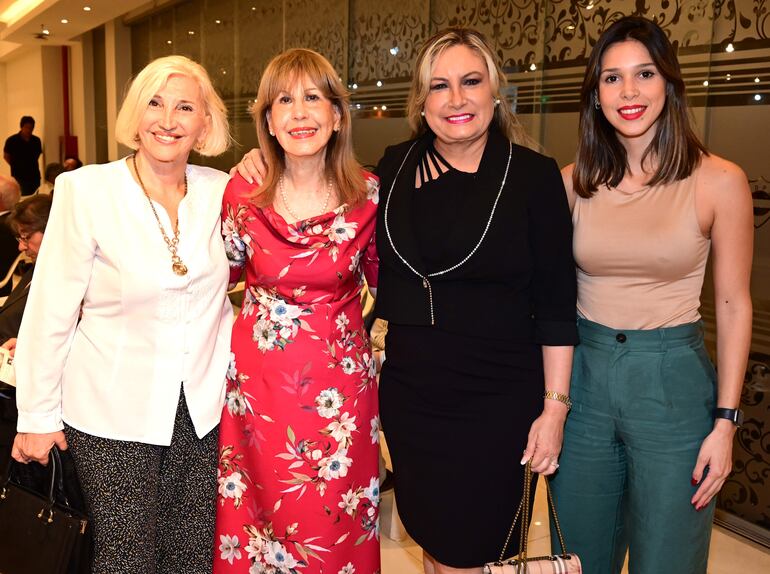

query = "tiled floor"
[379,478,770,573]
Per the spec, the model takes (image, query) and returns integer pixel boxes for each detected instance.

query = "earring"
[494,97,501,106]
[420,110,425,117]
[593,91,601,110]
[269,129,275,136]
[333,126,340,133]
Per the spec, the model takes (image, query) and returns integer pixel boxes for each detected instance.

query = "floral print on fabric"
[214,173,381,574]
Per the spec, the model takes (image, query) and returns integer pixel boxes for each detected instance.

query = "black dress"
[375,127,578,567]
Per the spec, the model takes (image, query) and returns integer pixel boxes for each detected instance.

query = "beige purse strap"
[497,461,570,563]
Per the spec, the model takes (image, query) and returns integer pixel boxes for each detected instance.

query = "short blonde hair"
[248,48,365,207]
[406,28,535,149]
[115,55,231,156]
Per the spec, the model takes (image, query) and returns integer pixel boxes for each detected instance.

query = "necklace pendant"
[172,261,188,276]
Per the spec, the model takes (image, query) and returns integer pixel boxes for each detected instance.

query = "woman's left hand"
[691,421,735,510]
[522,406,568,476]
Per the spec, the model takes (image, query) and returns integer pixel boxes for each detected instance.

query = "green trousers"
[550,319,717,574]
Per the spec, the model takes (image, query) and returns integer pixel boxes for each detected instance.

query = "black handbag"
[0,447,92,574]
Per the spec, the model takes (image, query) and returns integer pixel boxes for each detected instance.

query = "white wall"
[2,47,45,176]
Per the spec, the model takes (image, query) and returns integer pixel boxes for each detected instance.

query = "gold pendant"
[172,261,188,276]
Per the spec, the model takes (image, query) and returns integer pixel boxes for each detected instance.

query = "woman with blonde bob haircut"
[13,54,234,573]
[115,54,231,156]
[214,47,380,574]
[406,27,535,150]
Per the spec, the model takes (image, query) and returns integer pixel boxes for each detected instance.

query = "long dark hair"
[573,16,707,198]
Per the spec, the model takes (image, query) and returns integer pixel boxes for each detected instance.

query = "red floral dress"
[213,173,381,574]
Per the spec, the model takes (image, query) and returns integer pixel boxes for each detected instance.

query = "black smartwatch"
[714,408,744,428]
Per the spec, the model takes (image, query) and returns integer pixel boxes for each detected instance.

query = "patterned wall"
[130,1,770,78]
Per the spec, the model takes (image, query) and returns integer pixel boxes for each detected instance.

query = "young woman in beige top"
[549,16,753,574]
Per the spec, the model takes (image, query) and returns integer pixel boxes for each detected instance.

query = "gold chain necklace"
[132,154,188,276]
[278,173,333,221]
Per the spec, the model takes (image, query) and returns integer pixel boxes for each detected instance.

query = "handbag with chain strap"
[483,461,582,574]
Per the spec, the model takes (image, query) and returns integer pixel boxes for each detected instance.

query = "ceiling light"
[381,105,387,110]
[83,5,91,11]
[754,94,762,101]
[702,80,709,86]
[166,40,172,45]
[352,83,358,89]
[725,43,734,52]
[376,80,383,87]
[726,74,732,80]
[755,77,760,83]
[42,27,50,35]
[215,19,222,24]
[389,46,399,56]
[566,25,575,31]
[529,63,537,71]
[586,3,594,9]
[373,106,379,110]
[61,19,69,24]
[188,30,195,35]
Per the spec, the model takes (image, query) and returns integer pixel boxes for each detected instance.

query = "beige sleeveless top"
[573,173,710,330]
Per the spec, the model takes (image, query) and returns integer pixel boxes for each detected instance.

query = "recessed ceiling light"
[376,80,383,87]
[529,63,537,71]
[61,19,69,24]
[83,6,91,11]
[702,80,709,86]
[725,43,734,53]
[381,105,387,110]
[754,94,762,101]
[166,40,172,45]
[215,19,222,24]
[726,74,732,80]
[42,28,50,35]
[188,30,195,35]
[755,77,760,83]
[352,83,358,89]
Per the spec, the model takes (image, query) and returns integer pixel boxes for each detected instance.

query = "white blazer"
[15,158,233,445]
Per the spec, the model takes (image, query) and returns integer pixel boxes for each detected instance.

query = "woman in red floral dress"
[213,49,380,574]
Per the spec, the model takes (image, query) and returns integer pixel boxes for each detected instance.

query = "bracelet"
[544,390,572,411]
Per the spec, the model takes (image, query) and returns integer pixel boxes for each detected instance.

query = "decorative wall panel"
[431,0,545,69]
[285,0,348,80]
[348,0,430,83]
[235,0,283,98]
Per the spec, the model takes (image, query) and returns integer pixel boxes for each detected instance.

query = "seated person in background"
[36,162,64,195]
[0,175,21,297]
[0,194,52,470]
[63,156,83,171]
